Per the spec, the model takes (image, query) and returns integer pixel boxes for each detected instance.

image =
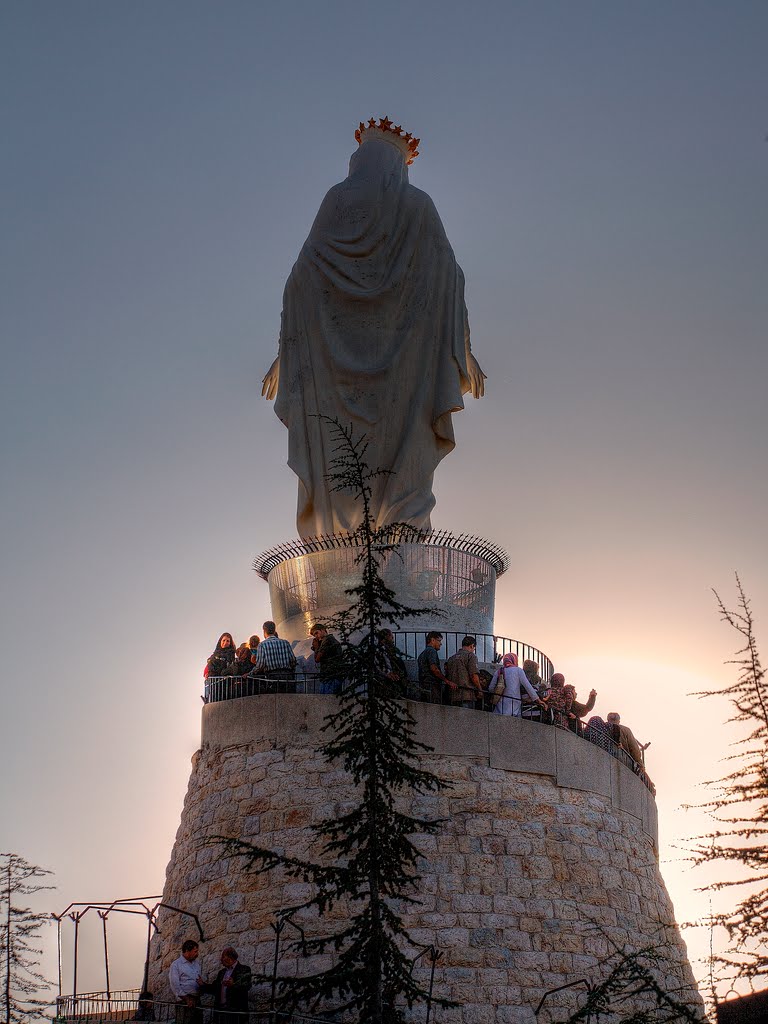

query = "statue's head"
[354,116,420,164]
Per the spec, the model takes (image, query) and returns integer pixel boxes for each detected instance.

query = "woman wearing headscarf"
[206,633,236,678]
[585,715,614,752]
[488,653,541,717]
[547,673,571,728]
[523,659,542,691]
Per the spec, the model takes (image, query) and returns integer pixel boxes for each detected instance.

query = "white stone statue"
[262,117,485,538]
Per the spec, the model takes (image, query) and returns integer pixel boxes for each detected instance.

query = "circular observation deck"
[253,530,509,643]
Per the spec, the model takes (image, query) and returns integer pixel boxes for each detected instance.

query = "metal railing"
[54,996,338,1023]
[253,528,510,581]
[390,630,553,677]
[203,671,654,793]
[204,631,553,703]
[55,991,141,1018]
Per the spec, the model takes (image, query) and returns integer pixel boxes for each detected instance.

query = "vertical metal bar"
[100,912,111,999]
[56,917,62,999]
[426,946,439,1024]
[269,919,282,1022]
[142,913,153,994]
[71,914,80,1008]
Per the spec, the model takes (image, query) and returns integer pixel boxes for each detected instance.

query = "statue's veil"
[275,137,471,537]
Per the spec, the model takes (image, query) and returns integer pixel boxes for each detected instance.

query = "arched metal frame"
[51,897,205,1004]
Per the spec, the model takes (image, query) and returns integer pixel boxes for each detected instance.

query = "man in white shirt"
[169,939,202,1024]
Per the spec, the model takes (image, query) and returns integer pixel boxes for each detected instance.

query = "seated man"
[444,636,483,709]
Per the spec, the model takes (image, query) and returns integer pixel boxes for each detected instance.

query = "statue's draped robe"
[274,139,472,538]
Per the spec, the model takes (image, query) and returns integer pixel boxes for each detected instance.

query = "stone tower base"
[148,697,702,1022]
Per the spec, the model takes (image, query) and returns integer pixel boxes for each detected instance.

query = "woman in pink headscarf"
[488,653,542,717]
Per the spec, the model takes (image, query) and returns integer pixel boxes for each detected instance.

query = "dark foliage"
[215,419,452,1023]
[535,923,704,1024]
[686,574,768,989]
[1,852,54,1024]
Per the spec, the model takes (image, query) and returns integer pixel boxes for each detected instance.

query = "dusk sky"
[2,0,766,1003]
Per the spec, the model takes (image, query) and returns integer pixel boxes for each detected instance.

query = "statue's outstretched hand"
[261,355,280,401]
[466,352,486,399]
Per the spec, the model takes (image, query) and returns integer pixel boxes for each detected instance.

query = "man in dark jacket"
[201,947,252,1024]
[310,623,344,694]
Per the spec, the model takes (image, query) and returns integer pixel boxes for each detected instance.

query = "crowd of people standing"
[204,626,648,775]
[414,632,647,771]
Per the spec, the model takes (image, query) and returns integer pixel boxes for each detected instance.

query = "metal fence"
[253,529,510,581]
[390,630,553,677]
[54,994,372,1022]
[56,991,143,1018]
[204,631,553,704]
[203,671,654,794]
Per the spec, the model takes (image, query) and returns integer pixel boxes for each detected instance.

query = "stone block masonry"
[148,697,702,1022]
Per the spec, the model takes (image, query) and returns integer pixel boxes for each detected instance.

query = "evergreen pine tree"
[0,853,54,1024]
[538,936,703,1023]
[218,418,454,1023]
[686,574,768,990]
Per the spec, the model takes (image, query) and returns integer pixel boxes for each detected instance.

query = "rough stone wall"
[148,698,702,1023]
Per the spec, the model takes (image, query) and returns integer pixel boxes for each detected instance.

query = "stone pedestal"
[148,698,703,1022]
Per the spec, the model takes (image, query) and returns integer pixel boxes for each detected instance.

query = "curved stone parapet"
[148,697,701,1022]
[201,697,657,848]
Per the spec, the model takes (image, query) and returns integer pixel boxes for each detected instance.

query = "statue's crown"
[354,116,420,164]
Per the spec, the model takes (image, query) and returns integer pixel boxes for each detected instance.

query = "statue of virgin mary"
[262,117,485,539]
